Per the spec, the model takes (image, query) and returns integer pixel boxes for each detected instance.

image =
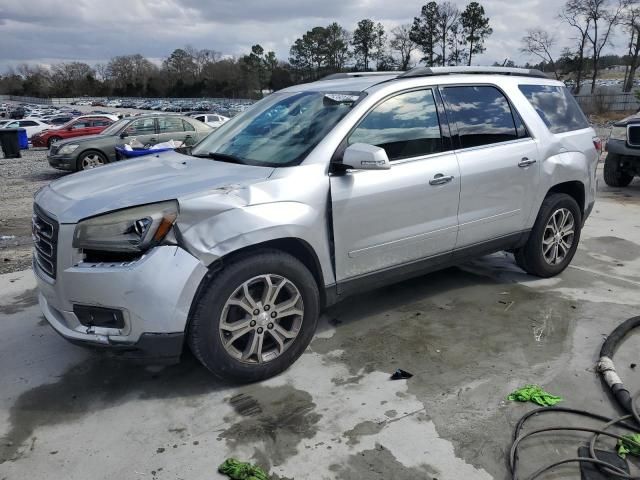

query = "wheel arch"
[185,237,328,333]
[546,181,585,216]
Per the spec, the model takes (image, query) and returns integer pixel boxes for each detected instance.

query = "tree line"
[0,1,492,99]
[2,0,639,99]
[521,0,640,93]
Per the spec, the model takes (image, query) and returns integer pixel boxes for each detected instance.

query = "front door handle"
[429,174,454,186]
[518,157,537,168]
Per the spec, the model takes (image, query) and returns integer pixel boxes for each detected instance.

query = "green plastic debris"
[218,458,270,480]
[617,433,640,459]
[507,384,563,407]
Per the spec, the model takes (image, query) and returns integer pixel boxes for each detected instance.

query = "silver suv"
[33,67,599,381]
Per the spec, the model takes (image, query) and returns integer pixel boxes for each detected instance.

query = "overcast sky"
[0,0,627,72]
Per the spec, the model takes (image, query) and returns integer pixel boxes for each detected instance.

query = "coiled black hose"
[509,316,640,479]
[598,316,640,414]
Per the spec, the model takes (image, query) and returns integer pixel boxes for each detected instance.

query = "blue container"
[17,128,28,149]
[115,146,174,158]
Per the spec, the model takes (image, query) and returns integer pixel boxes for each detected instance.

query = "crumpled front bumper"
[35,231,208,361]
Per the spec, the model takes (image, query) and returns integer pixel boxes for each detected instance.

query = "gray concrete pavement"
[1,171,640,480]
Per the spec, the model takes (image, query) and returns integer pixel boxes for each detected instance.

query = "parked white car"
[2,118,51,138]
[193,113,229,129]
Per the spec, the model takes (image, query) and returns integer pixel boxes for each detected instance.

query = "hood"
[614,113,640,127]
[55,133,110,147]
[36,151,274,223]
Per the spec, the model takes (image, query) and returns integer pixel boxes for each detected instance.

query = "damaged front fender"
[174,168,336,287]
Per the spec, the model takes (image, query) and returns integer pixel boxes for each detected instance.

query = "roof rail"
[320,71,399,81]
[398,66,548,79]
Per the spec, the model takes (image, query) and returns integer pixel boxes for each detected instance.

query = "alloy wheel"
[542,207,575,265]
[218,274,304,364]
[81,153,105,169]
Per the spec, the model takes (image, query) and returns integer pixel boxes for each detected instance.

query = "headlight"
[73,201,178,253]
[58,144,79,154]
[609,126,627,141]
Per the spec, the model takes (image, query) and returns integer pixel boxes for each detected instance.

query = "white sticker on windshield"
[324,94,360,104]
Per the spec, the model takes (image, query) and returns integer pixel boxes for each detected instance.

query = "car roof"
[281,74,399,93]
[280,67,558,94]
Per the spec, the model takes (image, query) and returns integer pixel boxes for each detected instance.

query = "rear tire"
[187,250,320,382]
[515,193,582,278]
[47,136,62,148]
[604,153,634,187]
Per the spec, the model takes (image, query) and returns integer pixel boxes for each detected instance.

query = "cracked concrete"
[1,171,640,479]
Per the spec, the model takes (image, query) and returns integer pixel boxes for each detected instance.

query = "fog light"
[73,305,125,329]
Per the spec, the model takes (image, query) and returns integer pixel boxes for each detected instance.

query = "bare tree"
[390,24,417,70]
[623,4,640,91]
[437,2,459,66]
[565,0,629,93]
[560,1,592,93]
[521,29,560,79]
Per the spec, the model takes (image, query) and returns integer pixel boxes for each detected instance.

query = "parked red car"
[31,115,117,148]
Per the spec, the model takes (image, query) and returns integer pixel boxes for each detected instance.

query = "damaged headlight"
[73,201,178,253]
[609,126,627,141]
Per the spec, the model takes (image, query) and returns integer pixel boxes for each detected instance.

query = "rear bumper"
[31,137,47,148]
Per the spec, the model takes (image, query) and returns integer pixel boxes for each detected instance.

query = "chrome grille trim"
[33,204,59,279]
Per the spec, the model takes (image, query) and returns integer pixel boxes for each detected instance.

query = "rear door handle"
[518,157,537,168]
[429,174,454,186]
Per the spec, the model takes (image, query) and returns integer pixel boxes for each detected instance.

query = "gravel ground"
[0,148,66,274]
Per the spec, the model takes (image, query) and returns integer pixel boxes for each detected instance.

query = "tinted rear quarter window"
[518,84,589,133]
[441,86,520,148]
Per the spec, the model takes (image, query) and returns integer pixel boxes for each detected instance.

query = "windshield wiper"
[192,152,246,165]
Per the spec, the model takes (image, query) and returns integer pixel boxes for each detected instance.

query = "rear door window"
[441,86,521,149]
[348,88,445,161]
[91,118,112,127]
[518,84,589,133]
[158,117,185,133]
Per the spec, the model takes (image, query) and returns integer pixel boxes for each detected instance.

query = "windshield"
[191,91,361,167]
[100,118,128,136]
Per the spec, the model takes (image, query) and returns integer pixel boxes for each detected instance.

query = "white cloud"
[0,0,628,71]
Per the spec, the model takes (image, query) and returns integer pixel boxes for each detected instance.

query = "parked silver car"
[33,67,599,381]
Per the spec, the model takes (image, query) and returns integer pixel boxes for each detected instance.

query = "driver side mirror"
[342,143,390,170]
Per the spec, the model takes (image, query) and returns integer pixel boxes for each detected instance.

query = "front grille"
[33,205,59,278]
[628,125,640,147]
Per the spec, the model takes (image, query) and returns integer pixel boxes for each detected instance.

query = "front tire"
[77,150,108,171]
[604,153,634,187]
[515,193,582,278]
[187,250,320,382]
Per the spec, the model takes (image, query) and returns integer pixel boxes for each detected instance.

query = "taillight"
[593,137,602,154]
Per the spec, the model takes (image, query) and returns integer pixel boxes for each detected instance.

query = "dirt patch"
[0,353,225,464]
[0,149,66,274]
[330,443,440,480]
[218,385,321,467]
[582,236,640,263]
[0,288,38,315]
